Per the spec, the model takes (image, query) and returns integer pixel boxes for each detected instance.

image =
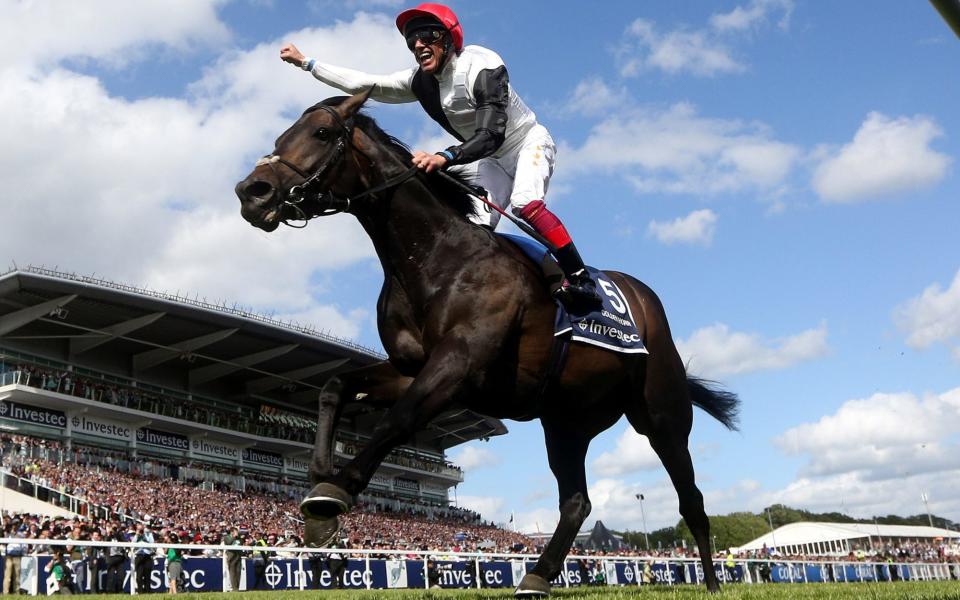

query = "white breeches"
[447,124,557,229]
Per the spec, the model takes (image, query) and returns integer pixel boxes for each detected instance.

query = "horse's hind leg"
[628,358,721,592]
[517,421,592,597]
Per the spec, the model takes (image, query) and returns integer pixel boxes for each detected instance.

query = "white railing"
[0,538,956,594]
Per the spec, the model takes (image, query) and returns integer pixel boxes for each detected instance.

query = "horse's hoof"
[300,482,352,520]
[303,516,341,548]
[514,574,551,597]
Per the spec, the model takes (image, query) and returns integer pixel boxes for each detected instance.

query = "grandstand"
[0,266,505,520]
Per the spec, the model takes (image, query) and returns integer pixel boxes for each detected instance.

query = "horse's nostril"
[244,180,274,199]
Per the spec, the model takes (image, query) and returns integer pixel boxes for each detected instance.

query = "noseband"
[256,104,353,228]
[256,104,418,228]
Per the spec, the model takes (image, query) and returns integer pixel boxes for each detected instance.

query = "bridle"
[255,104,417,228]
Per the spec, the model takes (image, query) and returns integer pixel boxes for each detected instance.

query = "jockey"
[280,2,599,308]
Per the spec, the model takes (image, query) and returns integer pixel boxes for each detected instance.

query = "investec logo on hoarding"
[242,448,283,468]
[190,438,240,460]
[70,415,133,441]
[284,456,309,473]
[136,427,190,450]
[0,400,67,428]
[191,438,240,460]
[393,477,420,492]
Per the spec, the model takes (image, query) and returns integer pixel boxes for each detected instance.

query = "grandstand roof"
[734,521,960,552]
[0,267,506,449]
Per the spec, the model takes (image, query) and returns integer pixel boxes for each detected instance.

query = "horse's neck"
[358,180,486,297]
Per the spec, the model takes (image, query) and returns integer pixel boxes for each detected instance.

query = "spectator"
[221,527,242,592]
[164,532,184,594]
[326,541,346,589]
[250,534,271,590]
[45,550,73,595]
[105,530,126,593]
[133,524,155,594]
[3,525,27,594]
[86,531,105,594]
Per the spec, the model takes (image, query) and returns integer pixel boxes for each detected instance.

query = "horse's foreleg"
[307,377,345,486]
[306,337,473,510]
[302,362,413,541]
[307,361,413,485]
[518,422,592,597]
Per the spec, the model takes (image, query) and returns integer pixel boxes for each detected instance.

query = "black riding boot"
[554,242,601,311]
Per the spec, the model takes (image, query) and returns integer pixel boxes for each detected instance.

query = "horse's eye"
[314,128,330,142]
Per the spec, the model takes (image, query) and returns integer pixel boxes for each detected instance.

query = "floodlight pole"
[766,508,778,553]
[636,494,649,550]
[921,492,934,527]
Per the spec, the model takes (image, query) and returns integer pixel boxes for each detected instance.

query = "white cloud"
[448,445,502,472]
[677,322,829,378]
[191,14,412,114]
[618,1,793,78]
[775,388,960,480]
[583,386,960,530]
[592,427,661,477]
[0,0,230,69]
[762,387,960,520]
[0,11,412,344]
[583,478,759,534]
[648,209,717,245]
[310,0,403,9]
[457,495,505,522]
[560,103,799,198]
[558,77,629,117]
[757,471,960,522]
[894,268,960,356]
[619,19,743,78]
[710,0,794,32]
[514,507,562,537]
[812,112,951,203]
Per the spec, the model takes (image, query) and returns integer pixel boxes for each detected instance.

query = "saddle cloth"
[499,234,648,355]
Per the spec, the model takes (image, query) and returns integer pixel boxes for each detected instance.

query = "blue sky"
[2,1,959,535]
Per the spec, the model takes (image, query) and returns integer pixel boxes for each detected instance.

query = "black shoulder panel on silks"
[411,69,464,143]
[445,65,510,166]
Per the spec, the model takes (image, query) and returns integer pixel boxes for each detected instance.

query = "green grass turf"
[71,581,960,600]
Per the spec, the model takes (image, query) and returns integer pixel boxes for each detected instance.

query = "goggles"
[405,27,447,51]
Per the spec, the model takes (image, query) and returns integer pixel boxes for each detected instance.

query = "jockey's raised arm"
[308,62,418,105]
[280,42,417,104]
[280,2,601,310]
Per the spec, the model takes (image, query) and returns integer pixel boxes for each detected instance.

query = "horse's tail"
[686,376,740,431]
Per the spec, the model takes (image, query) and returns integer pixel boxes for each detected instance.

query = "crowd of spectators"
[1,361,263,437]
[0,359,462,476]
[1,435,534,558]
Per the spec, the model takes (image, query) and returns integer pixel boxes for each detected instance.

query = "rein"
[257,105,417,228]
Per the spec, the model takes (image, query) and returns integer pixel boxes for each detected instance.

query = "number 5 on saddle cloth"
[499,233,648,355]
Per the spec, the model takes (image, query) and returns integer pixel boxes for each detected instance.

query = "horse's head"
[235,92,371,231]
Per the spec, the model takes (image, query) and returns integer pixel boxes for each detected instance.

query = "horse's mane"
[305,98,478,220]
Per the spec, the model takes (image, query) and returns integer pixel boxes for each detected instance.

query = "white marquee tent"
[732,522,960,556]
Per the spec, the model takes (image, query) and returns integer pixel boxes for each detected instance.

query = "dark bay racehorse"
[235,93,739,595]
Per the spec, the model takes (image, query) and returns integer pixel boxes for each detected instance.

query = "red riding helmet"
[396,3,464,52]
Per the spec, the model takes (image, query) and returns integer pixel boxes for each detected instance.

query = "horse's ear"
[337,88,373,119]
